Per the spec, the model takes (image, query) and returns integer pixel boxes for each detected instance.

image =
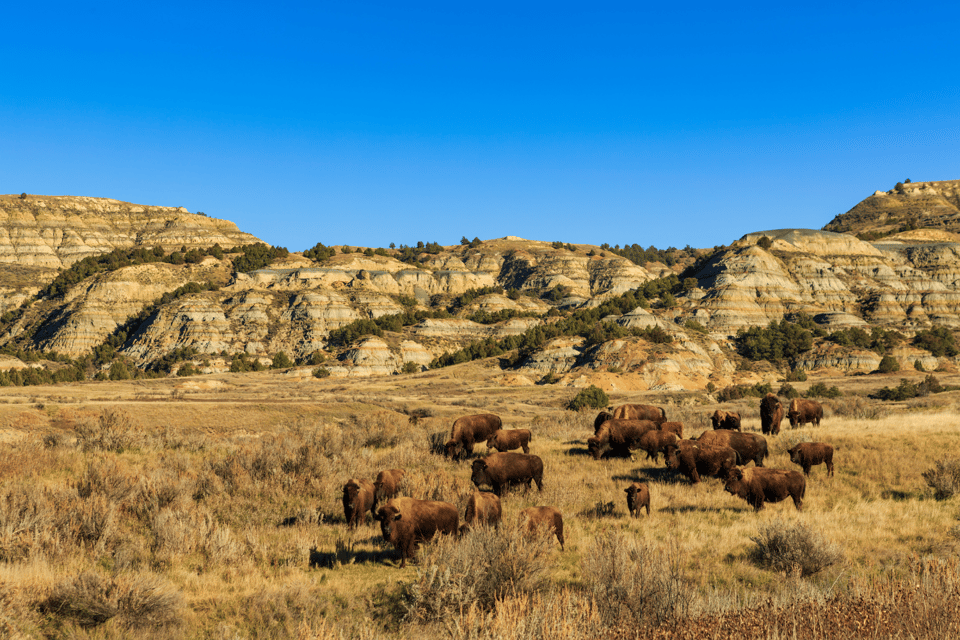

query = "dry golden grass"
[0,362,959,637]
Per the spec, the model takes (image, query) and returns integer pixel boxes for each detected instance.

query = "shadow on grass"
[308,547,389,568]
[660,504,748,515]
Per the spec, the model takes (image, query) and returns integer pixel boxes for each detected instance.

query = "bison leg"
[827,459,834,477]
[534,475,543,492]
[792,492,803,511]
[802,463,811,477]
[522,443,529,454]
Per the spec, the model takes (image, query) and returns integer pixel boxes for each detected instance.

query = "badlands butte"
[3,179,960,389]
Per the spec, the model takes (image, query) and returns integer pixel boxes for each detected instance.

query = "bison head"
[664,444,680,469]
[470,460,492,489]
[710,410,725,429]
[723,468,745,495]
[375,505,402,539]
[586,436,602,459]
[445,439,464,460]
[787,445,801,464]
[624,484,646,510]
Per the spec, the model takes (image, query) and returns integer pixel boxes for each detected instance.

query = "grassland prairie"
[1,363,959,638]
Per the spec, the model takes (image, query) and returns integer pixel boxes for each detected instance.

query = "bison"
[587,419,659,460]
[787,442,834,477]
[664,440,737,484]
[471,452,544,496]
[520,506,564,550]
[637,429,678,463]
[375,497,459,567]
[710,409,742,431]
[788,399,823,428]
[459,491,502,534]
[612,403,666,425]
[760,393,784,435]
[486,429,532,454]
[624,482,651,518]
[445,413,502,460]
[659,421,684,439]
[342,478,376,528]
[697,429,768,467]
[373,468,405,504]
[594,411,614,433]
[723,467,805,511]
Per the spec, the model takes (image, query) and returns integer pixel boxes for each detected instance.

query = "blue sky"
[3,2,958,252]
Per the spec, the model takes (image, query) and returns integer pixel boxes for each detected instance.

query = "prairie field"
[1,363,959,639]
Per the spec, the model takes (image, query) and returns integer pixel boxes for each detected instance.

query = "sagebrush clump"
[749,519,842,577]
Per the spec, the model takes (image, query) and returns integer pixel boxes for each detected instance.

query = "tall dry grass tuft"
[749,519,842,578]
[406,521,554,621]
[74,408,151,453]
[922,458,960,500]
[580,529,691,627]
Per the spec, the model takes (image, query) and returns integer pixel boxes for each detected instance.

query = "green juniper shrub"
[876,355,900,373]
[913,327,958,357]
[567,385,609,411]
[804,382,842,399]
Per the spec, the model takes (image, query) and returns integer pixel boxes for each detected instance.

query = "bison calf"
[342,478,376,528]
[638,430,678,463]
[624,482,651,517]
[788,399,823,428]
[375,497,458,568]
[486,429,531,454]
[787,442,834,477]
[445,413,502,460]
[520,506,564,550]
[724,467,805,511]
[373,468,405,504]
[459,491,502,534]
[664,441,737,484]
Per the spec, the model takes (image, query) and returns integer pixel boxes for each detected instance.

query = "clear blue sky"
[3,2,958,252]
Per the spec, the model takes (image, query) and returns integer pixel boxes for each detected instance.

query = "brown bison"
[486,429,532,454]
[459,491,502,534]
[373,468,405,504]
[342,478,376,528]
[594,411,614,433]
[520,506,564,550]
[624,482,651,518]
[375,497,459,568]
[697,430,768,467]
[587,419,659,459]
[787,442,834,477]
[659,421,684,439]
[471,452,544,496]
[445,413,502,460]
[664,440,737,484]
[637,430,678,462]
[612,403,666,425]
[788,399,823,428]
[710,409,742,431]
[760,393,784,435]
[723,467,805,511]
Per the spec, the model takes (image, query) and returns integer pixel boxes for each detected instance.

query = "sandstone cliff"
[823,180,960,237]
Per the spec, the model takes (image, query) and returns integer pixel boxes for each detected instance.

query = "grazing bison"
[697,429,768,467]
[375,497,459,568]
[471,452,544,496]
[788,399,823,428]
[594,411,614,433]
[624,482,651,518]
[342,478,376,528]
[723,467,805,511]
[587,419,659,460]
[787,442,834,477]
[664,441,737,484]
[710,410,742,431]
[373,468,405,504]
[445,413,502,460]
[613,403,666,425]
[760,393,784,435]
[487,429,532,454]
[459,491,502,534]
[659,421,684,439]
[520,506,564,550]
[638,430,678,463]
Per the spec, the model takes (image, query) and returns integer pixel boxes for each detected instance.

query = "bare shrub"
[69,493,118,553]
[75,456,136,502]
[129,468,194,522]
[749,519,842,577]
[113,573,184,630]
[777,432,812,455]
[406,521,553,621]
[41,571,118,627]
[581,530,691,627]
[74,409,149,453]
[830,395,890,420]
[922,458,960,500]
[41,572,183,631]
[0,485,59,561]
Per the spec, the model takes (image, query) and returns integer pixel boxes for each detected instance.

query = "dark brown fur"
[788,398,823,428]
[724,467,805,511]
[587,419,659,459]
[760,393,784,435]
[459,491,502,534]
[594,411,614,434]
[710,409,742,431]
[612,403,666,425]
[486,429,531,454]
[373,468,405,504]
[788,442,834,477]
[698,430,768,467]
[471,452,544,496]
[342,478,376,528]
[624,482,651,517]
[520,506,564,550]
[375,497,458,568]
[445,413,502,460]
[638,430,678,462]
[664,440,737,484]
[659,421,684,439]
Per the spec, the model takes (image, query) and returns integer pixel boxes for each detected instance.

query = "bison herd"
[337,397,834,568]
